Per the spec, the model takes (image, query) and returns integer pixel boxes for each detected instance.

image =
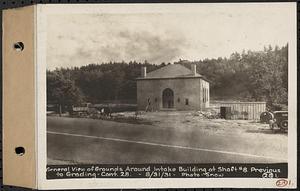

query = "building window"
[147,98,151,105]
[155,98,158,102]
[177,98,180,102]
[185,98,189,105]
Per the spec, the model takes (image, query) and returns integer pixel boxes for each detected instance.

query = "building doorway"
[162,88,174,108]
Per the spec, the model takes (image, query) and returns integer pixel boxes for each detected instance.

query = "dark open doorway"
[162,88,174,108]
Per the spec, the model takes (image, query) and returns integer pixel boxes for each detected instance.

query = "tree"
[46,45,288,108]
[47,70,84,115]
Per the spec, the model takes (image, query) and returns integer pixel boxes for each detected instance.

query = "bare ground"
[47,111,287,165]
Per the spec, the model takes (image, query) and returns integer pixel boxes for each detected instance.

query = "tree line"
[47,44,288,110]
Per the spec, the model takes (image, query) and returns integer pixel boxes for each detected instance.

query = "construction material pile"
[192,110,220,119]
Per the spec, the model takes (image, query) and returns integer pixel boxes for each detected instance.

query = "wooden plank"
[216,102,266,120]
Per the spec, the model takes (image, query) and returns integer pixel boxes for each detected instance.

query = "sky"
[46,3,294,70]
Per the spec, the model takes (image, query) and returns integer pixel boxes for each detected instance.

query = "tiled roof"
[139,64,203,79]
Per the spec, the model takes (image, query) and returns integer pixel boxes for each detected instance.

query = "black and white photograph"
[42,3,296,186]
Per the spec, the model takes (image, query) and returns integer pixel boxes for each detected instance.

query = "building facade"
[136,64,209,111]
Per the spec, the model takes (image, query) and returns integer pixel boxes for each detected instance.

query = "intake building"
[136,64,209,111]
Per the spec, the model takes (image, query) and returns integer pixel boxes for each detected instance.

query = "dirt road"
[47,111,287,165]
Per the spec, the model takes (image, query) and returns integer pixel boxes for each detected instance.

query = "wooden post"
[59,104,62,117]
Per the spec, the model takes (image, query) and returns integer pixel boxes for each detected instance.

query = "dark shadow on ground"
[246,128,287,135]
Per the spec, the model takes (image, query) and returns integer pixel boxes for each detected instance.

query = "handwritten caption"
[47,163,287,179]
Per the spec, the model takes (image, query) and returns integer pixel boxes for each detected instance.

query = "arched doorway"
[162,88,174,108]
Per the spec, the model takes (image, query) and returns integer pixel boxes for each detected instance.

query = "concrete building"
[136,64,209,111]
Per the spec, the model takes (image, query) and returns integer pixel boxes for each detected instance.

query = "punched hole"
[13,42,24,52]
[15,147,25,156]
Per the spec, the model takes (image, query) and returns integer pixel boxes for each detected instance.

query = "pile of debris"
[192,110,220,119]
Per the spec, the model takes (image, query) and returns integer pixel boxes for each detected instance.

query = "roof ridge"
[147,63,201,77]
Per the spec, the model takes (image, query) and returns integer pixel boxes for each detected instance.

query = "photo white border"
[36,3,297,189]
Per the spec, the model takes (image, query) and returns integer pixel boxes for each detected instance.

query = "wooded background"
[47,44,288,109]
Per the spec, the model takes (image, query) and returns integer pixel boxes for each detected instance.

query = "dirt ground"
[116,110,287,136]
[112,111,288,160]
[47,111,287,165]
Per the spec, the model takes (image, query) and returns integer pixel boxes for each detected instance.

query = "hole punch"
[15,147,25,156]
[13,42,24,52]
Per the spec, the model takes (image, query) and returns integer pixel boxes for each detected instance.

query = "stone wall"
[137,78,209,111]
[201,80,210,109]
